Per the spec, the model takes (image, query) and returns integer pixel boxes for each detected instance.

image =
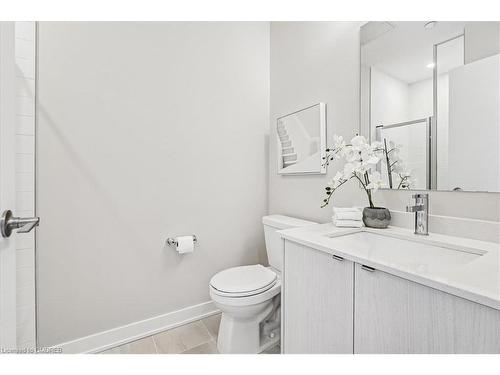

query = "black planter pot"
[362,207,391,228]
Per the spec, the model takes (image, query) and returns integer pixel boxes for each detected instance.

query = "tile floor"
[99,313,280,354]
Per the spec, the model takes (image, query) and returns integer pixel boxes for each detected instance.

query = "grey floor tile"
[181,340,219,354]
[201,313,221,340]
[153,320,212,354]
[99,315,280,355]
[100,336,157,354]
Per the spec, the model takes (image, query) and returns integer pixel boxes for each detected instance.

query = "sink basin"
[326,230,484,274]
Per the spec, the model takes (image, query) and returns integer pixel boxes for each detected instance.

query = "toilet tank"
[262,215,317,272]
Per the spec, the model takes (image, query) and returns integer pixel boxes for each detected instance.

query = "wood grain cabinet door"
[354,263,411,353]
[282,241,354,353]
[354,263,500,354]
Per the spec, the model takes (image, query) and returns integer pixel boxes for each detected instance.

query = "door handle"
[1,210,40,238]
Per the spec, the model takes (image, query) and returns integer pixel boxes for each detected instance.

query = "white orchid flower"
[328,171,347,189]
[343,146,361,163]
[360,148,380,166]
[333,171,344,181]
[322,133,414,208]
[366,171,384,192]
[332,135,346,150]
[343,161,361,176]
[358,161,373,174]
[392,158,406,173]
[351,135,368,148]
[366,155,380,165]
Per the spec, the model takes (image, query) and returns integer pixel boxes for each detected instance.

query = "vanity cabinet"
[282,241,354,353]
[282,241,500,354]
[354,263,500,353]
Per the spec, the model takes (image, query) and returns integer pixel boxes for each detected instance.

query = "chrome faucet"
[406,194,429,235]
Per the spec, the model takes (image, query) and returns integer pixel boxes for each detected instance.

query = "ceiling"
[361,21,466,84]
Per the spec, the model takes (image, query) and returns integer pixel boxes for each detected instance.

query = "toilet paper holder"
[166,235,197,247]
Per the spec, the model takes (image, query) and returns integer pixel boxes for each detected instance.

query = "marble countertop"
[279,223,500,310]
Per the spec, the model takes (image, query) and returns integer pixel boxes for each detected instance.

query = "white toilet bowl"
[208,215,317,354]
[209,264,281,354]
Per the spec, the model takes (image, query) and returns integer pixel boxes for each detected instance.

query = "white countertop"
[279,223,500,310]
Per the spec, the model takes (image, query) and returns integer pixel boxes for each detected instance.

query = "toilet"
[209,215,316,354]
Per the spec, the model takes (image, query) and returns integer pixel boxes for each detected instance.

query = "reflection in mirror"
[376,118,429,189]
[277,103,326,175]
[360,21,500,192]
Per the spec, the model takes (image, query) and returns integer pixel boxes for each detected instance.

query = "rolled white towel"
[333,219,363,228]
[332,207,360,213]
[333,207,362,221]
[333,211,362,221]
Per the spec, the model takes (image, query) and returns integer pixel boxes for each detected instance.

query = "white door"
[0,22,39,351]
[0,21,17,350]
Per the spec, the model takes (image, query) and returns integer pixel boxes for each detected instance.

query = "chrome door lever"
[1,210,40,238]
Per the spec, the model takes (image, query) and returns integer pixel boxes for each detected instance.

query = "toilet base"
[217,318,281,354]
[216,303,270,353]
[214,295,281,354]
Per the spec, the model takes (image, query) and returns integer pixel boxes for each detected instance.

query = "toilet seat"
[210,280,281,307]
[210,265,277,298]
[209,265,281,307]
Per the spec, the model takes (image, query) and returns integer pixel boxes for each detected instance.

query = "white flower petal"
[351,135,367,147]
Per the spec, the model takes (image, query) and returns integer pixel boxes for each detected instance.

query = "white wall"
[370,67,409,133]
[269,22,365,223]
[465,22,500,64]
[407,77,434,189]
[14,21,36,349]
[36,22,270,346]
[435,75,450,190]
[407,77,432,120]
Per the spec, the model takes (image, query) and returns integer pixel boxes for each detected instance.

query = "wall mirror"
[277,103,326,175]
[360,21,500,192]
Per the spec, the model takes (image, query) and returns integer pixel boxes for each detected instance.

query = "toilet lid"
[210,265,277,296]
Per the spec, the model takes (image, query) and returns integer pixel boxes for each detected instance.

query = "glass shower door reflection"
[376,118,431,190]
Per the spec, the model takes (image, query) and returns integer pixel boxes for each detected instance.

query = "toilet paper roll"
[176,236,195,254]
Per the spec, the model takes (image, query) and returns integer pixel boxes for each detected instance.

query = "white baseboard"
[55,301,219,354]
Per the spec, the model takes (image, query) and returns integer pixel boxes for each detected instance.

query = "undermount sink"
[326,230,485,274]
